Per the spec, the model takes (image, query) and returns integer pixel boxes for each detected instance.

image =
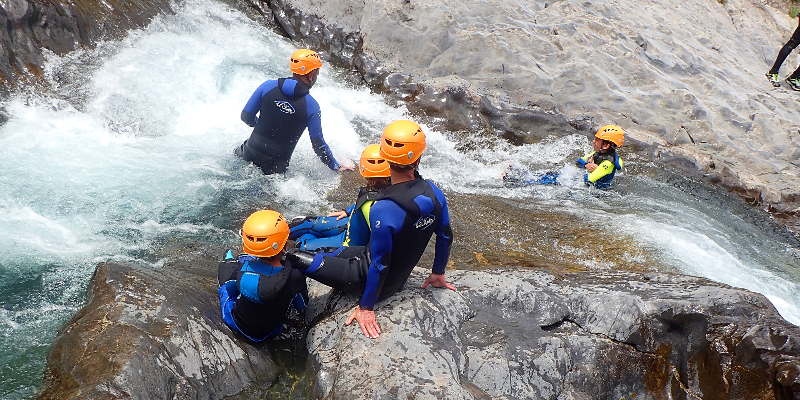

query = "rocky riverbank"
[0,0,174,95]
[39,258,800,399]
[245,0,800,219]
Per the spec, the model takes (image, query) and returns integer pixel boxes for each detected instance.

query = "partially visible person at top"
[217,210,308,343]
[288,143,392,251]
[766,14,800,90]
[236,49,354,174]
[503,125,625,189]
[285,120,456,339]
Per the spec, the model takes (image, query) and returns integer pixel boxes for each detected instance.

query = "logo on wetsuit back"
[414,215,436,230]
[274,100,296,114]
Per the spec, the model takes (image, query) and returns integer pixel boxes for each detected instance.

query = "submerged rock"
[307,268,800,399]
[38,260,278,400]
[253,0,800,215]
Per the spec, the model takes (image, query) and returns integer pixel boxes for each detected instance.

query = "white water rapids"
[0,0,798,397]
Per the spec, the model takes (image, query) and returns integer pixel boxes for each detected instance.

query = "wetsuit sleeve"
[306,96,341,171]
[587,160,615,183]
[241,80,278,127]
[360,200,405,309]
[576,152,593,168]
[431,184,452,275]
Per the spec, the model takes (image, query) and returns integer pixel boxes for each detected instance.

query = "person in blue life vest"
[503,125,625,189]
[288,143,392,251]
[236,49,355,174]
[285,120,456,339]
[217,210,308,343]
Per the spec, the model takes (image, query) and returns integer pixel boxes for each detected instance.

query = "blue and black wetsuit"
[575,149,623,189]
[237,78,340,174]
[217,251,308,342]
[288,187,380,251]
[297,176,453,309]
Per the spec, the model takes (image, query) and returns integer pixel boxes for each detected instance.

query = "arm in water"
[305,97,343,171]
[240,80,278,127]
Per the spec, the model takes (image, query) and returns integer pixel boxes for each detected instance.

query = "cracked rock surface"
[306,268,800,400]
[38,259,278,400]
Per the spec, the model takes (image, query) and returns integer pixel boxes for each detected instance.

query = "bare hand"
[421,273,457,291]
[585,162,598,172]
[337,161,355,172]
[345,306,382,338]
[327,210,348,220]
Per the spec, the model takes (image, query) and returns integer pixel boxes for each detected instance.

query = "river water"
[0,0,798,398]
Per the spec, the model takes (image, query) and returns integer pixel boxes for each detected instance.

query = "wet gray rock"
[38,260,278,400]
[0,0,173,91]
[306,268,800,399]
[253,0,800,215]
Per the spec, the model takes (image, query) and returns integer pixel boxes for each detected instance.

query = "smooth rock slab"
[38,261,278,400]
[254,0,800,214]
[306,268,800,400]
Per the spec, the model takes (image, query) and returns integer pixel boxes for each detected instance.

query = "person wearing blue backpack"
[217,210,308,343]
[288,143,391,250]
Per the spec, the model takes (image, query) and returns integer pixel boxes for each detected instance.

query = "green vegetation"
[791,6,800,18]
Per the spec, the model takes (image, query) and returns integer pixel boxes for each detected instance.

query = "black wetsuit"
[237,78,339,174]
[298,176,453,309]
[769,18,800,79]
[217,253,308,342]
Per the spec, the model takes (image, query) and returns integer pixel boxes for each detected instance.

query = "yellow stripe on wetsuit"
[581,151,624,183]
[342,200,374,246]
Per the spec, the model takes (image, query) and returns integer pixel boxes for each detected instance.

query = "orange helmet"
[289,49,323,75]
[359,144,390,178]
[241,210,290,258]
[379,120,426,165]
[594,125,625,147]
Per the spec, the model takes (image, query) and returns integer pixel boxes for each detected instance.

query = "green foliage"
[791,6,800,18]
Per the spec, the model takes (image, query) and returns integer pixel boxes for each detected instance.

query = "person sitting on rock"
[503,125,625,189]
[286,120,456,339]
[766,14,800,90]
[236,48,354,174]
[289,143,392,251]
[217,210,308,343]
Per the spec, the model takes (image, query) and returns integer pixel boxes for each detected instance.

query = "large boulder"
[254,0,800,215]
[0,0,174,93]
[307,268,800,399]
[38,259,279,400]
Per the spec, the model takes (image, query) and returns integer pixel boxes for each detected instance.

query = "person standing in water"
[237,49,354,174]
[766,14,800,90]
[287,120,456,339]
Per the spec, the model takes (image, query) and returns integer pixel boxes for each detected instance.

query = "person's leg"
[769,23,800,75]
[287,246,369,295]
[298,231,347,251]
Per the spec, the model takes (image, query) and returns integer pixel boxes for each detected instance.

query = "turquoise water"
[1,0,798,398]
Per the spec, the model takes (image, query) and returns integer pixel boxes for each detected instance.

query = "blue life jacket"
[217,253,307,342]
